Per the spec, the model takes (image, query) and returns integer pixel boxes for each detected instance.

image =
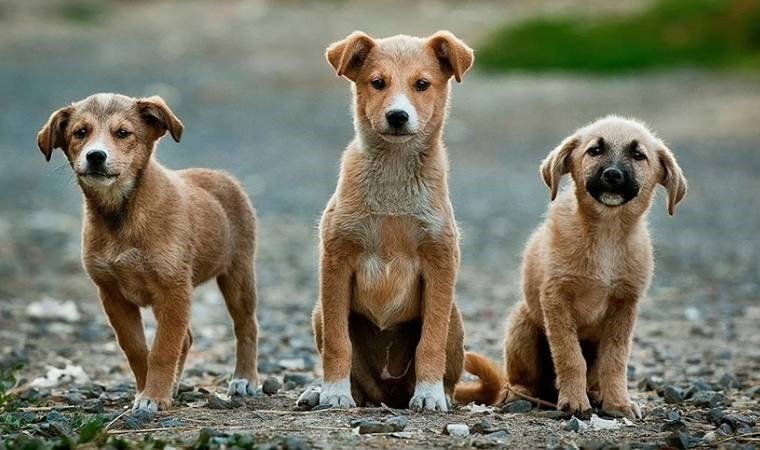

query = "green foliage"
[0,362,22,413]
[478,0,760,73]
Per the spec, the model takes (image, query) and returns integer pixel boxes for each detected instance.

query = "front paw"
[228,378,263,397]
[319,379,356,408]
[557,388,591,417]
[409,381,448,412]
[132,394,170,412]
[602,398,642,419]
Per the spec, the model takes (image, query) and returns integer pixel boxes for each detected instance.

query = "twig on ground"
[19,405,77,412]
[704,432,760,447]
[105,406,131,430]
[108,426,194,435]
[506,386,558,409]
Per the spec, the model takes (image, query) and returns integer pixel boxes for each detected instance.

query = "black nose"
[386,110,409,128]
[86,150,107,165]
[602,167,624,186]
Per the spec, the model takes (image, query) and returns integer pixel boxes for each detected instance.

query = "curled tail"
[454,352,506,405]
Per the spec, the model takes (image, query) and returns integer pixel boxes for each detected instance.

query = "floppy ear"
[657,143,687,215]
[428,31,474,83]
[326,31,375,81]
[136,96,183,142]
[540,134,579,201]
[37,106,72,162]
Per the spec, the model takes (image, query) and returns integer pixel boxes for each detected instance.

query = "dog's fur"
[455,116,687,419]
[37,93,261,411]
[309,31,473,411]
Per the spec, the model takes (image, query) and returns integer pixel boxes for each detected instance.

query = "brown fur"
[455,116,687,419]
[36,93,260,411]
[312,31,473,411]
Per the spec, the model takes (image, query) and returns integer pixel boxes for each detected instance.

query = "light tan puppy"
[309,31,473,411]
[37,93,261,411]
[456,116,687,419]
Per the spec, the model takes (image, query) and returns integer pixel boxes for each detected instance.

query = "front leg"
[99,286,149,392]
[411,240,457,412]
[318,248,355,408]
[135,284,191,412]
[598,297,641,419]
[541,288,591,415]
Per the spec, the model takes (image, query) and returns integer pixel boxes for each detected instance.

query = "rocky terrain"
[0,1,758,448]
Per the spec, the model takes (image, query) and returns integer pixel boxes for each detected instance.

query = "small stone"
[262,377,281,395]
[719,373,740,390]
[703,431,717,443]
[502,399,532,413]
[661,420,687,432]
[666,431,700,449]
[159,417,185,428]
[81,398,104,413]
[353,416,407,434]
[205,393,243,410]
[65,391,84,405]
[688,391,725,408]
[718,423,733,435]
[564,416,588,432]
[472,431,510,448]
[721,415,755,433]
[283,373,310,387]
[471,420,503,434]
[707,407,725,423]
[445,423,470,437]
[746,385,760,399]
[123,408,154,429]
[637,376,663,392]
[666,410,681,421]
[295,386,320,409]
[663,385,684,404]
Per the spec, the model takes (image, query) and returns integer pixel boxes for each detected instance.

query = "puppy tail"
[454,352,506,406]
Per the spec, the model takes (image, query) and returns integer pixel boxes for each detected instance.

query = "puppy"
[37,93,261,411]
[308,31,473,411]
[455,116,687,418]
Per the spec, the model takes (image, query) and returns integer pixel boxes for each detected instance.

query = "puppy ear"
[428,31,474,83]
[657,143,687,215]
[326,31,375,81]
[540,134,579,201]
[136,96,183,142]
[37,106,73,162]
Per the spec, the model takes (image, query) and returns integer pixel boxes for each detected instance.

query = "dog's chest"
[86,246,157,307]
[351,217,423,330]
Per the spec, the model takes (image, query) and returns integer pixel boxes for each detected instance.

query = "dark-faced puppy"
[306,31,473,412]
[37,93,261,411]
[456,116,687,419]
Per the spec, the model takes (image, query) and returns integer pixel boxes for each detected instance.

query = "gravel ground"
[0,1,758,448]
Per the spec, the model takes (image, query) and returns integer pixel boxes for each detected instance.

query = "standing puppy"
[456,116,687,418]
[311,31,473,411]
[37,93,261,411]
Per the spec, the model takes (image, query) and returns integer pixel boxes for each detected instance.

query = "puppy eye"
[587,146,603,156]
[115,128,132,139]
[415,79,430,91]
[73,128,87,139]
[370,78,386,90]
[631,150,647,161]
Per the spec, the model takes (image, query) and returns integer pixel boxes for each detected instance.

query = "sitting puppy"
[37,93,261,411]
[308,31,474,411]
[455,116,687,418]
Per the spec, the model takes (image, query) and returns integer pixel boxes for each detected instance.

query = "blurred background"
[0,0,758,408]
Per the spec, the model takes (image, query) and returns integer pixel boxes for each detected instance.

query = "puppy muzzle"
[586,166,639,207]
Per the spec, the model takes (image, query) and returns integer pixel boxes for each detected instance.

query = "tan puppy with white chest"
[37,93,261,411]
[456,116,687,419]
[311,31,473,411]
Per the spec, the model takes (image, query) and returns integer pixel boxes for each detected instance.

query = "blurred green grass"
[478,0,760,73]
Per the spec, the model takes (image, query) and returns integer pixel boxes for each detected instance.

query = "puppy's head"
[37,93,182,195]
[326,31,473,146]
[541,116,687,215]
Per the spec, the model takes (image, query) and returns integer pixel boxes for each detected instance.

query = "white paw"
[319,379,356,408]
[409,381,448,412]
[132,397,160,412]
[228,378,263,397]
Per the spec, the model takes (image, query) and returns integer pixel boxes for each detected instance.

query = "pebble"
[661,419,687,432]
[352,416,408,434]
[637,375,663,392]
[471,431,510,448]
[564,416,588,432]
[123,409,154,430]
[470,420,505,434]
[295,386,320,409]
[502,399,533,413]
[707,407,725,422]
[719,372,740,389]
[663,385,684,404]
[262,377,282,395]
[81,398,105,413]
[688,391,725,408]
[206,393,244,410]
[444,423,470,438]
[159,417,185,428]
[666,431,700,449]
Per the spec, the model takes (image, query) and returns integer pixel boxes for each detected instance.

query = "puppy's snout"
[86,149,107,165]
[386,110,409,129]
[602,167,624,186]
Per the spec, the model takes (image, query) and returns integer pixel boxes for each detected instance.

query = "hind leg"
[504,303,544,403]
[218,263,261,397]
[172,330,193,397]
[443,305,465,406]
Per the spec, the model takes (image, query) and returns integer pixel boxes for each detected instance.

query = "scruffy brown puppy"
[456,116,687,419]
[307,31,473,411]
[37,93,260,411]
